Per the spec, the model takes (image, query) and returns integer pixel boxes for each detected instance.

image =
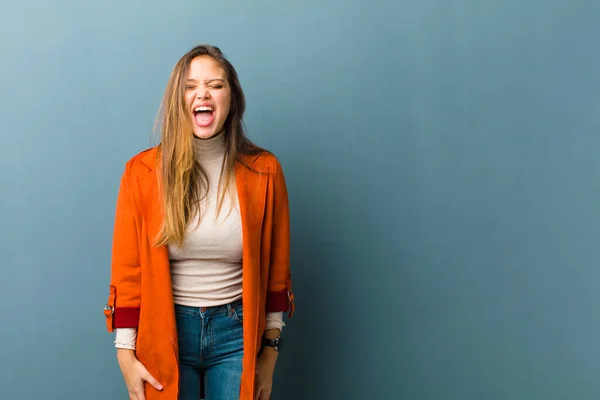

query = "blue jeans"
[175,299,244,400]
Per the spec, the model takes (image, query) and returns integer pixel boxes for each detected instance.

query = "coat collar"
[136,146,265,172]
[136,146,270,260]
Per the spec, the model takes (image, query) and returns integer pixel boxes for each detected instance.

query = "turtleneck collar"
[194,132,226,164]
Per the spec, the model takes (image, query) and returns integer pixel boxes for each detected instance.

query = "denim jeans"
[175,299,244,400]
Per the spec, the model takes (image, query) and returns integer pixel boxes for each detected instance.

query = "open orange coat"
[104,147,295,400]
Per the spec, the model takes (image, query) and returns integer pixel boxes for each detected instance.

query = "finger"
[134,389,146,400]
[254,387,262,400]
[142,371,163,391]
[261,388,271,400]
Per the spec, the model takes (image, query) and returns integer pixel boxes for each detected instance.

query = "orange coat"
[104,147,295,400]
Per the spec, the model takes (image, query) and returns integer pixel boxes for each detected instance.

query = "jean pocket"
[229,304,243,325]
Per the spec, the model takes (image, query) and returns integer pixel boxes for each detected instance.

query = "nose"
[196,87,210,100]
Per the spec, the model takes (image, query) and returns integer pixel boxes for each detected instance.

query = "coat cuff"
[266,291,295,317]
[113,307,140,328]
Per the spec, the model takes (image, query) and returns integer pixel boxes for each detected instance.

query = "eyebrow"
[185,78,226,83]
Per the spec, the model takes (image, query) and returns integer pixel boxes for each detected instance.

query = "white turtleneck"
[169,132,243,307]
[114,133,284,350]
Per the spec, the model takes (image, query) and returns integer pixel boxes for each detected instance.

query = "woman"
[103,44,295,400]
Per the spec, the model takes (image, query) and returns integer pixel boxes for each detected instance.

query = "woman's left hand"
[254,347,278,399]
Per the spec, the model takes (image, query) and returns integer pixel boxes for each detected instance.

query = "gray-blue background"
[1,1,599,399]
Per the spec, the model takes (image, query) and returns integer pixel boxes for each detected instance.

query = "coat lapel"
[235,157,268,259]
[139,150,268,257]
[235,156,268,397]
[137,150,268,271]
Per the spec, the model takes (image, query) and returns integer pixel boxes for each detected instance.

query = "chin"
[193,131,214,139]
[192,122,226,139]
[193,128,219,140]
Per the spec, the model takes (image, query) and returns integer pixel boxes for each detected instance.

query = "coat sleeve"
[104,161,142,332]
[265,160,295,317]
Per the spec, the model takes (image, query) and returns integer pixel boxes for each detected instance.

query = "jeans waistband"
[175,298,242,316]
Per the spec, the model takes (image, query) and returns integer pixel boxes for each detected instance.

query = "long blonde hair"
[153,44,262,247]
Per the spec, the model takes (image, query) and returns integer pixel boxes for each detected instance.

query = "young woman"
[103,44,295,400]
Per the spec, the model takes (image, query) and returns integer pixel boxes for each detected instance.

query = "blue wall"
[1,1,600,399]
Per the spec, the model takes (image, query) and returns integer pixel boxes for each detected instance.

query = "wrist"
[260,346,279,361]
[261,334,283,354]
[263,328,281,340]
[116,348,136,363]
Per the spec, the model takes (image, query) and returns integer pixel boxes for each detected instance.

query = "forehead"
[187,56,226,80]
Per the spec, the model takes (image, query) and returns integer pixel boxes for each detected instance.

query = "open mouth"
[193,105,215,127]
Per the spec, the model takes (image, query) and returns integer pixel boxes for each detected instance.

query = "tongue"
[195,112,213,126]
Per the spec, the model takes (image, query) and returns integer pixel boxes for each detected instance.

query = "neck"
[194,132,226,164]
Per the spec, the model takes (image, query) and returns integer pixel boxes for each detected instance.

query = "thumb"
[141,368,163,391]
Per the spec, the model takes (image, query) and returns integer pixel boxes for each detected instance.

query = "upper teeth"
[195,106,213,112]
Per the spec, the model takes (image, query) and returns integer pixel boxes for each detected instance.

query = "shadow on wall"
[270,150,361,400]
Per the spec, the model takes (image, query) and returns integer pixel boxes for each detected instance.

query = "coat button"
[104,304,114,316]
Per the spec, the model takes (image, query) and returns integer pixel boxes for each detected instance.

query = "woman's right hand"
[117,349,163,400]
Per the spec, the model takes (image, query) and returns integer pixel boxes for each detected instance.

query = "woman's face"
[184,55,232,139]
